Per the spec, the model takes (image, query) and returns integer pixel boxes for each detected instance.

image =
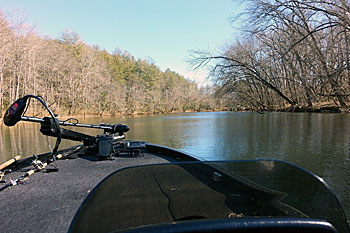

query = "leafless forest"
[0,12,221,118]
[192,0,350,112]
[2,0,350,117]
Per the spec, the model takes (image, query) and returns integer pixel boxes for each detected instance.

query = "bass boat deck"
[0,144,197,233]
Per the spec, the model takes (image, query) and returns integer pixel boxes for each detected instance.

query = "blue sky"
[1,0,244,86]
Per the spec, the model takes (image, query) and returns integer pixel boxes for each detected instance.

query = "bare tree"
[191,0,350,111]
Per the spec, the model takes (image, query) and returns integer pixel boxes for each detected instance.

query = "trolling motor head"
[3,96,29,126]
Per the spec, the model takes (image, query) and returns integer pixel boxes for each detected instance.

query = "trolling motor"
[3,95,130,158]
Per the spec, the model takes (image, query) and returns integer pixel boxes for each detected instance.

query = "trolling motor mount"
[39,117,96,145]
[38,117,129,157]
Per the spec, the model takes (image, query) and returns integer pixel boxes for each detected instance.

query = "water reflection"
[0,122,80,162]
[0,112,349,219]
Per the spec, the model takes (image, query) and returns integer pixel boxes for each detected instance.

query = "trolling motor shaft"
[20,116,130,134]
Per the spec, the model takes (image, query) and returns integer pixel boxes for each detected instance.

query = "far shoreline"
[0,105,350,123]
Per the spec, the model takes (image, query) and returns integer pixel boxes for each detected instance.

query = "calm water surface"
[1,112,350,219]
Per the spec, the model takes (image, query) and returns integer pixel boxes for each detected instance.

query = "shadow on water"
[1,111,350,220]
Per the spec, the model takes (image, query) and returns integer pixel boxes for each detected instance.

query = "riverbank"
[283,105,343,113]
[233,102,348,114]
[0,108,227,123]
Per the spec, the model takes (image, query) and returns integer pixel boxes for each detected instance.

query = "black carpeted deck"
[0,151,170,233]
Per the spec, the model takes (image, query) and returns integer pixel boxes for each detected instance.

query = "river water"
[1,111,350,220]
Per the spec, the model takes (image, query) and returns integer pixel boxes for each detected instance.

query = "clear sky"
[1,0,243,86]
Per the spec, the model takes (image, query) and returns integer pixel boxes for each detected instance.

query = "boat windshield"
[69,160,349,233]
